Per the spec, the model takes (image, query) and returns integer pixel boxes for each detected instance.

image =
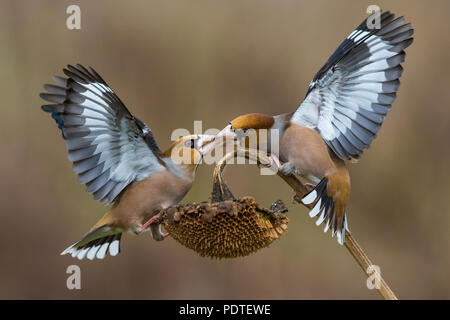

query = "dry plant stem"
[344,233,398,300]
[278,173,398,300]
[218,147,398,300]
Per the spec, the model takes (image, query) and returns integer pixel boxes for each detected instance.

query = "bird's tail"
[61,225,122,260]
[301,177,349,245]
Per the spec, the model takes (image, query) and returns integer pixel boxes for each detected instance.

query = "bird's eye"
[185,139,196,148]
[243,129,248,134]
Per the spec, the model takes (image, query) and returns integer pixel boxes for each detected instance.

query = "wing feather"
[292,12,413,159]
[41,64,165,204]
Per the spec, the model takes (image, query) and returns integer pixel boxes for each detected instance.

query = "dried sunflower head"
[158,196,289,258]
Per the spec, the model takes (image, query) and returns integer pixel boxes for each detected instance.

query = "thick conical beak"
[198,134,218,155]
[216,124,236,140]
[215,123,239,147]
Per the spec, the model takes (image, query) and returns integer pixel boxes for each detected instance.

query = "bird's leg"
[270,153,315,201]
[150,224,169,241]
[270,154,282,169]
[141,214,171,240]
[140,213,161,231]
[304,183,316,193]
[291,183,316,204]
[270,154,316,201]
[278,161,296,176]
[270,154,295,175]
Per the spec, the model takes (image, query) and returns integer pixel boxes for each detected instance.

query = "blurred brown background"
[0,0,449,299]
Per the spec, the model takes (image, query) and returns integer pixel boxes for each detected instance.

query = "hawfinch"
[217,11,414,244]
[41,64,216,260]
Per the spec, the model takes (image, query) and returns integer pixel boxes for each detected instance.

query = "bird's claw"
[304,183,316,193]
[278,162,295,175]
[150,224,168,241]
[141,213,161,231]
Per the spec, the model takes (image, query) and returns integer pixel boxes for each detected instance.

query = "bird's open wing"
[291,11,413,160]
[41,64,165,204]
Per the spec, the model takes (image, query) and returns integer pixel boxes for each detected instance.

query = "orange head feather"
[230,113,274,130]
[163,135,216,173]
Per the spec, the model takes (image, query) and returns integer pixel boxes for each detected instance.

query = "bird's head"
[216,113,275,149]
[164,134,217,172]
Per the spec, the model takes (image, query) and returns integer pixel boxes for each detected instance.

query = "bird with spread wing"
[41,64,218,260]
[217,11,414,244]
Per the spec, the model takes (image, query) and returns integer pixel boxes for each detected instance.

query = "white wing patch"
[292,12,413,160]
[61,231,122,260]
[41,65,165,204]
